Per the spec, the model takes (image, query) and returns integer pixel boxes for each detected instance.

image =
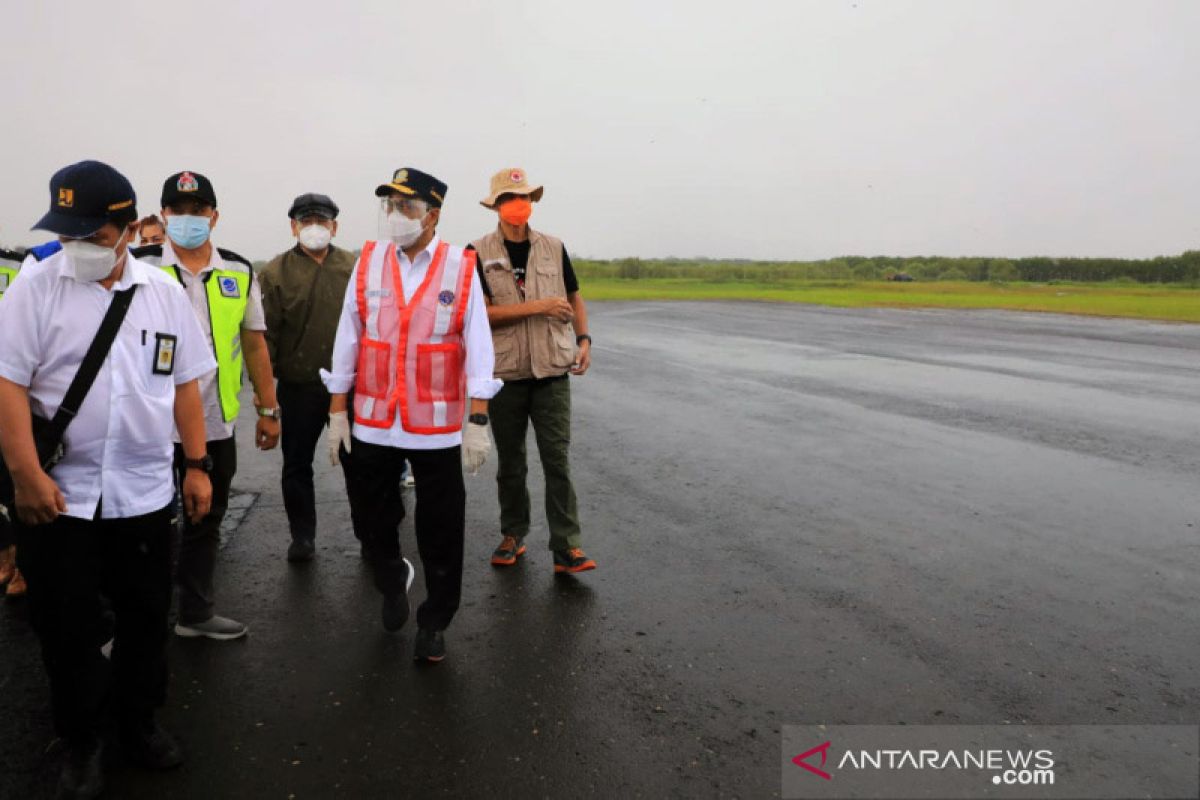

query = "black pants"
[172,436,237,625]
[277,381,364,543]
[0,509,12,550]
[345,438,465,631]
[16,505,173,743]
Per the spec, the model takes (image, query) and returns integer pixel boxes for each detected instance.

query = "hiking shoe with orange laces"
[490,536,527,567]
[553,548,596,574]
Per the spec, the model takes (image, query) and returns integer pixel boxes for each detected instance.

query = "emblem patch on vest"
[153,333,177,375]
[438,290,455,306]
[218,276,241,298]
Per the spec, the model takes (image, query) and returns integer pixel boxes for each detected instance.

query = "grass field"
[581,279,1200,323]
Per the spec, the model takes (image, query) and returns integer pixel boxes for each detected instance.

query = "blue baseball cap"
[33,160,137,238]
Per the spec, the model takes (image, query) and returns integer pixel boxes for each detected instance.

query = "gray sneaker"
[174,615,248,641]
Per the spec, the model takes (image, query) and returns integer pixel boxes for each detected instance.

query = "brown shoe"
[0,546,15,586]
[6,568,26,598]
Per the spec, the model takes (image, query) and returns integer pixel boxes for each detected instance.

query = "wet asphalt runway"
[2,301,1199,798]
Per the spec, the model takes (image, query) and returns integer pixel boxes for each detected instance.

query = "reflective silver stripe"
[362,396,376,419]
[431,249,464,337]
[433,400,447,427]
[364,243,388,341]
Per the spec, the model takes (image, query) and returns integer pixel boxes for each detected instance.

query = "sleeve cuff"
[320,368,355,394]
[468,377,504,400]
[174,360,217,386]
[0,361,33,388]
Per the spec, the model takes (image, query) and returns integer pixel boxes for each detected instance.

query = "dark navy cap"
[375,167,447,207]
[33,160,137,238]
[288,192,339,220]
[161,170,218,209]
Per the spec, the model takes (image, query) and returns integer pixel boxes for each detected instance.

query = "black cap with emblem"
[32,160,137,238]
[161,170,218,209]
[374,167,447,207]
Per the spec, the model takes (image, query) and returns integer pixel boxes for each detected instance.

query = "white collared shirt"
[0,250,216,520]
[322,235,502,449]
[149,241,266,442]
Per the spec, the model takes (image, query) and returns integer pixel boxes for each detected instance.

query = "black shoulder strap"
[50,284,140,437]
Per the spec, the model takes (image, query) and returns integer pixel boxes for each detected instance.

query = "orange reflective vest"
[353,240,476,435]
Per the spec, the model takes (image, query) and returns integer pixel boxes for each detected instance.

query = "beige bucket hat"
[480,167,544,209]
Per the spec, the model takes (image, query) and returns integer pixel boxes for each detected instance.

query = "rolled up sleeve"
[0,271,43,387]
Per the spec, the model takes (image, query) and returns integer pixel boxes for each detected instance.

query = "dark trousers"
[172,436,237,625]
[345,438,465,631]
[16,504,173,742]
[277,380,363,543]
[490,375,582,550]
[0,509,12,550]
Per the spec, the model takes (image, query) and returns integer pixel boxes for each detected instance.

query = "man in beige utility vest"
[470,168,595,574]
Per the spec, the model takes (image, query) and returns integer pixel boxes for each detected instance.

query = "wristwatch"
[468,413,489,426]
[576,334,592,345]
[184,454,214,474]
[257,406,281,420]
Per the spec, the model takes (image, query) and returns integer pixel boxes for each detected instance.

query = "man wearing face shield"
[259,193,362,562]
[0,160,215,796]
[132,170,280,642]
[322,167,501,663]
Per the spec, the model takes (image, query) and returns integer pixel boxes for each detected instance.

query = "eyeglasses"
[381,196,427,215]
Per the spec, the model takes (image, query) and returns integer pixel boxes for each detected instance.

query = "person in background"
[0,246,25,598]
[137,214,165,246]
[259,192,363,562]
[132,170,280,641]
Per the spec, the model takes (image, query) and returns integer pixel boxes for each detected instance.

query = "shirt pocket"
[112,326,175,399]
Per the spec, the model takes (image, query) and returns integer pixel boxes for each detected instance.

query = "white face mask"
[298,224,332,251]
[62,231,128,282]
[382,211,426,248]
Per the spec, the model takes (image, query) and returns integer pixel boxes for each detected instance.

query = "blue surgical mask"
[166,215,212,249]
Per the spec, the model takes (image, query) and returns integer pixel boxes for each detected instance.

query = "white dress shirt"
[322,235,502,449]
[145,241,265,442]
[0,250,216,520]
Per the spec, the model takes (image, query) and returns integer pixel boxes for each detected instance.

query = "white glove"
[328,411,351,466]
[461,421,492,475]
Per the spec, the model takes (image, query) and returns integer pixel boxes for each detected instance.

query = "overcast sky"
[2,0,1197,261]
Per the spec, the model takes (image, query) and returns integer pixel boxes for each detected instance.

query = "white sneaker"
[174,615,248,640]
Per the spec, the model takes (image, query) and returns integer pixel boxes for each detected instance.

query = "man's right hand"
[182,469,213,523]
[328,411,352,466]
[14,469,67,526]
[539,297,574,323]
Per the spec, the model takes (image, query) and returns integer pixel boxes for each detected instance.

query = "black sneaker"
[381,558,415,632]
[121,719,183,770]
[490,535,527,566]
[57,736,105,799]
[413,628,446,663]
[287,539,315,562]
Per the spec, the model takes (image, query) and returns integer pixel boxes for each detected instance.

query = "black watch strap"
[576,333,592,345]
[468,413,489,426]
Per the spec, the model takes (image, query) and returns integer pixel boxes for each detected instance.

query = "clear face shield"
[377,196,429,246]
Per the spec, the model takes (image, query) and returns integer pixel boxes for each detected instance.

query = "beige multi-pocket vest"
[473,226,578,381]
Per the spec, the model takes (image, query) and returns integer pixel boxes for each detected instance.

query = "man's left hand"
[256,417,281,450]
[462,421,492,475]
[570,341,591,376]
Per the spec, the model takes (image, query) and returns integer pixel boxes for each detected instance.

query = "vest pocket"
[356,339,391,399]
[416,343,463,403]
[548,320,577,370]
[492,326,520,374]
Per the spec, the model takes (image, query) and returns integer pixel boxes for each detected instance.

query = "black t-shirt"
[469,240,579,299]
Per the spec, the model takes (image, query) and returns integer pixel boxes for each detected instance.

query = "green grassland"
[580,278,1200,323]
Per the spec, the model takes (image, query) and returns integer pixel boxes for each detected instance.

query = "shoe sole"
[490,546,527,566]
[414,654,445,663]
[173,624,248,641]
[554,561,597,574]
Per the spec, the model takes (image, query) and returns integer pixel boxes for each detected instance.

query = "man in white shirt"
[0,161,214,798]
[132,170,280,641]
[323,167,500,663]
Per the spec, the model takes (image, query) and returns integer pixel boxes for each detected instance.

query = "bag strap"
[49,284,140,438]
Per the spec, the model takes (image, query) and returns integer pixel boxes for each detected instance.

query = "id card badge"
[153,333,177,375]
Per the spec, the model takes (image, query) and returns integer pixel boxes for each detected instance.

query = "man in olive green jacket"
[259,193,362,562]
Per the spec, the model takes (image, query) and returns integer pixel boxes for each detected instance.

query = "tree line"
[574,251,1200,285]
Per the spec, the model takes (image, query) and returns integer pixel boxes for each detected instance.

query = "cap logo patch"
[177,172,199,192]
[218,276,241,298]
[57,188,74,208]
[510,170,523,183]
[394,169,409,184]
[438,290,455,306]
